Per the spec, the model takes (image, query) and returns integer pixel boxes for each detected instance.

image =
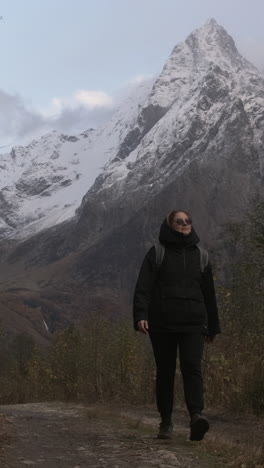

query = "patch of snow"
[0,79,154,240]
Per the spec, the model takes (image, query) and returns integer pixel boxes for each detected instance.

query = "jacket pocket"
[160,286,206,326]
[161,285,204,302]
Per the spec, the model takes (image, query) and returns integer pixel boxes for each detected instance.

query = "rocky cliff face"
[0,79,154,240]
[75,19,263,248]
[0,19,263,340]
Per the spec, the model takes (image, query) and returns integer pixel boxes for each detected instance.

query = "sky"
[0,0,264,147]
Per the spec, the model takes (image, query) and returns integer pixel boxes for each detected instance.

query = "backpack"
[155,243,208,273]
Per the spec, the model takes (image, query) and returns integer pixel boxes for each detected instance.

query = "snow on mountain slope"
[0,79,154,239]
[1,19,263,244]
[1,19,263,343]
[147,18,260,109]
[84,18,264,202]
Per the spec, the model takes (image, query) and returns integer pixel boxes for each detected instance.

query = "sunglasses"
[174,218,192,226]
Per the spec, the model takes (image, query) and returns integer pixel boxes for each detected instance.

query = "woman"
[133,210,221,440]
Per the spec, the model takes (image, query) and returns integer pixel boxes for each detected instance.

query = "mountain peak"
[147,19,254,110]
[205,18,218,26]
[204,17,227,30]
[186,18,239,61]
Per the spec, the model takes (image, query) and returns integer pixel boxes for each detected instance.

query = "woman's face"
[171,211,192,236]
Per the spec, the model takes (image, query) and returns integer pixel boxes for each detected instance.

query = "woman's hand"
[137,320,149,334]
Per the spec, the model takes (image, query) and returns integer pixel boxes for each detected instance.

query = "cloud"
[0,88,116,147]
[44,90,114,117]
[0,77,152,147]
[50,105,115,134]
[126,74,154,85]
[75,90,113,108]
[0,90,47,146]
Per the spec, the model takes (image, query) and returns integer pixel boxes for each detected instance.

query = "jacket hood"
[159,217,200,247]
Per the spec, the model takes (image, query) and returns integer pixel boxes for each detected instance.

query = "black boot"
[190,413,209,441]
[157,419,173,439]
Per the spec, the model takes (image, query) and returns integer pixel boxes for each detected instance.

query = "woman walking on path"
[133,210,221,441]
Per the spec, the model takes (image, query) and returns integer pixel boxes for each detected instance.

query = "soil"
[0,402,263,468]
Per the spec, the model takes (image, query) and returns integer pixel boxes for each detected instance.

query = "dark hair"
[167,210,191,227]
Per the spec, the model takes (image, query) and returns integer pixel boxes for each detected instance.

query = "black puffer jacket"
[133,218,221,335]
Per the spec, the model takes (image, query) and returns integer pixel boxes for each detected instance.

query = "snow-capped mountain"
[0,19,263,341]
[0,78,154,239]
[75,18,263,244]
[1,19,263,246]
[87,19,263,194]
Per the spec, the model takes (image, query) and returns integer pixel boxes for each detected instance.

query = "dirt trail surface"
[0,402,261,468]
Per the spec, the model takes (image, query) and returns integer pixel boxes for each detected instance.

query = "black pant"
[149,333,204,420]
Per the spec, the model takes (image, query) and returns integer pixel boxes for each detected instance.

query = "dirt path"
[0,402,257,467]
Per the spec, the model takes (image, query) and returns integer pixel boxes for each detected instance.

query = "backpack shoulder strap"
[155,243,208,272]
[198,246,209,273]
[155,243,165,269]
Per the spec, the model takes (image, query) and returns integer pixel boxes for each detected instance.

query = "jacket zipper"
[183,249,187,300]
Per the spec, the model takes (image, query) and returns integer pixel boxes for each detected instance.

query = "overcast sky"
[1,0,264,147]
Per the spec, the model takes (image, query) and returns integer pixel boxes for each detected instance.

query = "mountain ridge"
[0,19,263,342]
[0,79,154,240]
